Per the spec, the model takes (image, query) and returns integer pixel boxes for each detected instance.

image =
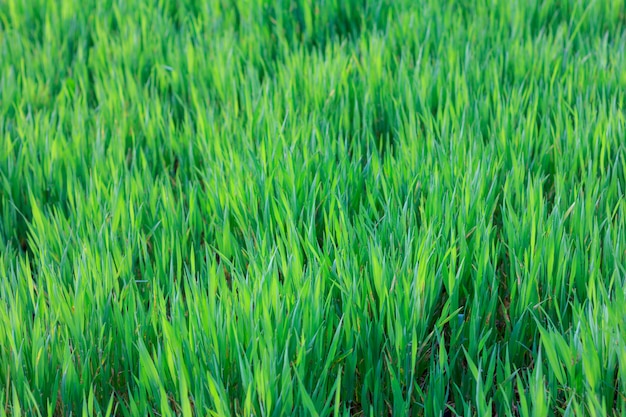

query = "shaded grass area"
[1,0,626,415]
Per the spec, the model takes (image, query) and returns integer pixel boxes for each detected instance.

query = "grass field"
[1,0,626,415]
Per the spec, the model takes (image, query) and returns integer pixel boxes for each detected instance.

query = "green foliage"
[1,0,625,415]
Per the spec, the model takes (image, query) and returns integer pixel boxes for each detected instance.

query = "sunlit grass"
[1,0,625,415]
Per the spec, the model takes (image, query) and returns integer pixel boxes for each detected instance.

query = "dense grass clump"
[1,0,625,415]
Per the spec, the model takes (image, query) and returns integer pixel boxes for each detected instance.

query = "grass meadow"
[1,0,626,415]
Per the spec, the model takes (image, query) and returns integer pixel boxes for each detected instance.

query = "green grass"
[1,0,625,415]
